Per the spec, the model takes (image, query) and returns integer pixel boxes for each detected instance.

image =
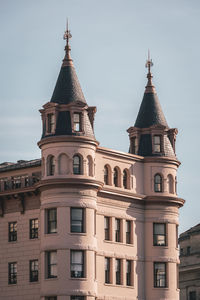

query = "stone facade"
[0,28,184,300]
[179,224,200,300]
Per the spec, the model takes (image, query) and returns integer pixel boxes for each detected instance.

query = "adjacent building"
[179,223,200,300]
[0,26,185,300]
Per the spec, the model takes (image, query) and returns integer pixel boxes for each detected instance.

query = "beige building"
[179,224,200,300]
[0,27,184,300]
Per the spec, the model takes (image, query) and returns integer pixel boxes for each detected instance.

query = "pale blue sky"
[0,0,199,233]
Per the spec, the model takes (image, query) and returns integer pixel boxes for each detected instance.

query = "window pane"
[154,262,166,287]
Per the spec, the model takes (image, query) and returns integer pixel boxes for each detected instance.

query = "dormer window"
[47,114,55,133]
[73,113,81,132]
[153,135,161,153]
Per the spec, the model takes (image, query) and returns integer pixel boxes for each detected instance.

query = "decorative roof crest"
[145,50,156,94]
[62,19,73,67]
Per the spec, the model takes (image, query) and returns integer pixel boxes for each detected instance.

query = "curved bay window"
[73,155,81,175]
[113,167,119,187]
[47,156,55,176]
[154,174,162,192]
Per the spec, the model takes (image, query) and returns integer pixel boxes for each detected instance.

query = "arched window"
[113,167,119,187]
[47,155,55,176]
[104,166,109,185]
[73,155,81,175]
[87,156,93,177]
[167,174,174,194]
[154,174,162,192]
[123,169,128,189]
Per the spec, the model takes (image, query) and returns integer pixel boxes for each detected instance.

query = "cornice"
[38,135,99,148]
[145,195,185,208]
[144,156,181,166]
[97,146,144,162]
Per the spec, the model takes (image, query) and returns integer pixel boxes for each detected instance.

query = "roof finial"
[145,50,156,94]
[62,18,73,67]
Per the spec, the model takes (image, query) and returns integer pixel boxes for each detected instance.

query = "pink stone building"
[0,27,184,300]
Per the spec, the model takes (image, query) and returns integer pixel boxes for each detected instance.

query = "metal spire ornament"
[145,50,156,94]
[62,19,73,67]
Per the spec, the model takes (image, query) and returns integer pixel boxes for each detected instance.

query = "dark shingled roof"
[51,65,86,105]
[134,92,168,128]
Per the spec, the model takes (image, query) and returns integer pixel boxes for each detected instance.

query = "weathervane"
[63,19,72,47]
[145,49,153,74]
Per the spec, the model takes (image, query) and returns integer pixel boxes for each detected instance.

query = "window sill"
[45,277,58,281]
[104,240,134,247]
[29,281,39,285]
[70,277,87,281]
[44,233,58,236]
[104,283,134,289]
[69,232,86,236]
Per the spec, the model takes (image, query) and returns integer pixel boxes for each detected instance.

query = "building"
[0,26,185,300]
[179,224,200,300]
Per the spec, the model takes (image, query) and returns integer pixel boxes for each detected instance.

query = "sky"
[0,0,199,234]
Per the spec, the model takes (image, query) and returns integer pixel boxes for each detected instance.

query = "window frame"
[104,217,110,241]
[8,262,17,284]
[115,218,121,242]
[30,259,39,282]
[73,112,82,132]
[154,262,167,288]
[154,174,162,192]
[47,251,57,279]
[105,257,111,284]
[47,113,55,134]
[153,135,162,153]
[126,220,131,244]
[153,223,166,246]
[73,155,81,175]
[30,218,39,239]
[8,222,17,242]
[70,208,84,233]
[126,260,132,286]
[70,250,85,278]
[47,208,57,234]
[113,167,119,187]
[104,165,109,185]
[115,259,121,285]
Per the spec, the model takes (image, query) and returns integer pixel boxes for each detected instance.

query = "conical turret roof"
[50,24,86,105]
[134,56,168,129]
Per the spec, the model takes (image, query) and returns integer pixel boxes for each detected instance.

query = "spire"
[145,50,156,94]
[62,19,73,67]
[50,23,86,105]
[134,54,168,129]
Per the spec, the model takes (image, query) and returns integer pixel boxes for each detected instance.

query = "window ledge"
[104,283,134,289]
[45,278,58,281]
[70,277,87,281]
[104,240,134,247]
[69,232,87,236]
[44,233,58,236]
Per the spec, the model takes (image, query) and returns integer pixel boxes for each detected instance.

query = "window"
[131,137,136,154]
[47,208,57,234]
[153,223,166,246]
[71,208,84,233]
[115,219,121,242]
[189,291,196,300]
[73,113,81,132]
[154,262,166,288]
[104,165,109,185]
[73,155,81,175]
[126,260,132,286]
[9,222,17,242]
[105,257,111,283]
[47,113,55,133]
[71,250,84,278]
[153,135,161,153]
[8,262,17,284]
[30,259,38,282]
[154,174,162,192]
[30,219,38,239]
[123,170,128,189]
[45,297,57,300]
[47,251,57,278]
[71,297,84,300]
[11,176,21,189]
[126,220,131,244]
[104,217,110,241]
[180,248,184,256]
[113,167,119,187]
[187,246,191,255]
[47,155,55,176]
[115,259,121,285]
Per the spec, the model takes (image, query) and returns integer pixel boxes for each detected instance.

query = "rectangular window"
[153,223,166,246]
[154,262,167,288]
[115,259,121,285]
[154,135,161,153]
[71,208,84,233]
[30,259,38,282]
[47,113,55,133]
[9,222,17,242]
[71,297,85,300]
[126,220,131,244]
[47,208,57,234]
[8,262,17,284]
[189,291,196,300]
[11,176,21,189]
[104,217,110,241]
[126,260,132,286]
[115,219,121,242]
[180,248,184,256]
[105,257,111,284]
[71,250,84,278]
[47,251,57,278]
[187,246,191,255]
[30,218,39,239]
[73,113,81,132]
